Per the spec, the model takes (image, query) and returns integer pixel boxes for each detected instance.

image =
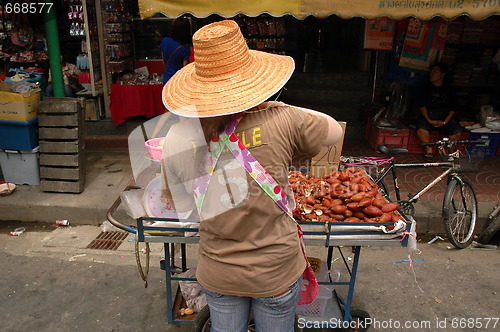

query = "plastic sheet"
[178,269,207,313]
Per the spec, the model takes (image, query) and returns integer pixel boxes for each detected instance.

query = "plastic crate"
[407,129,438,154]
[0,146,40,185]
[0,116,39,151]
[408,130,470,155]
[467,132,500,156]
[437,130,470,154]
[366,119,409,151]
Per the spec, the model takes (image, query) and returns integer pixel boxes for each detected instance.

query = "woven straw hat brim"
[162,50,295,118]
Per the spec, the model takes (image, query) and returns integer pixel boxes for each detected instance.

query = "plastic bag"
[406,217,418,260]
[485,116,500,131]
[479,105,498,127]
[120,189,146,219]
[178,269,207,312]
[101,220,120,232]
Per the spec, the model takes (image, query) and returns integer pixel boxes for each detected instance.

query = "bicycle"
[477,203,500,244]
[341,138,486,249]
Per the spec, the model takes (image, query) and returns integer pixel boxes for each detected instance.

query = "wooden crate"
[38,98,86,193]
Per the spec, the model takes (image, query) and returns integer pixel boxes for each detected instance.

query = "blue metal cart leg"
[161,243,173,323]
[343,246,361,322]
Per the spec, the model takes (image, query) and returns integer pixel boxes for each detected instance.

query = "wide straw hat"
[162,20,295,117]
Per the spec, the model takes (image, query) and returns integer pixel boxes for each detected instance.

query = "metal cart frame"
[108,191,412,328]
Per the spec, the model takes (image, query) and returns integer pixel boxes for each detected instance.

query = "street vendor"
[160,20,343,331]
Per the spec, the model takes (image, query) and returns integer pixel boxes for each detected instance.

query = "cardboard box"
[0,83,40,121]
[310,121,347,178]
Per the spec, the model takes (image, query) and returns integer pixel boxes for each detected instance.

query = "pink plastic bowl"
[145,137,164,161]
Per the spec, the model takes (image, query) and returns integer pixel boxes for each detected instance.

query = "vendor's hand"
[430,120,444,127]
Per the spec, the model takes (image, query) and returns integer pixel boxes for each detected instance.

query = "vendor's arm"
[443,111,455,126]
[301,108,343,146]
[420,106,442,128]
[151,112,172,138]
[161,159,196,213]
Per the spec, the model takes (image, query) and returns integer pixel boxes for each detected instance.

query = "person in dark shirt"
[160,17,191,85]
[415,63,462,161]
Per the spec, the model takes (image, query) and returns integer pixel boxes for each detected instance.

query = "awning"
[138,0,500,21]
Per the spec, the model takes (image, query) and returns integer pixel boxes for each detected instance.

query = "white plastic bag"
[406,217,418,260]
[120,189,146,219]
[479,105,498,127]
[485,116,500,131]
[178,269,207,312]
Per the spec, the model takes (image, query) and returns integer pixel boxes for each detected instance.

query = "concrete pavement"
[1,221,499,331]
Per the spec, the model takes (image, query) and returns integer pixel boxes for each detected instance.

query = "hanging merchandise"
[76,54,90,69]
[364,17,394,51]
[106,44,131,59]
[398,18,447,72]
[235,16,287,55]
[102,0,133,77]
[387,19,428,86]
[10,13,34,47]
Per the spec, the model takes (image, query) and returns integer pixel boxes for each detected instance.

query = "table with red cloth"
[110,83,165,125]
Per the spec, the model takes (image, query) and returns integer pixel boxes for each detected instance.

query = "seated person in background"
[46,53,81,98]
[415,63,462,161]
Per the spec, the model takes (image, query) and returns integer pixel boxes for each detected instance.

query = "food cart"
[108,189,414,330]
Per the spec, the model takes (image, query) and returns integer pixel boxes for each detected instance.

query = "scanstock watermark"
[297,317,499,330]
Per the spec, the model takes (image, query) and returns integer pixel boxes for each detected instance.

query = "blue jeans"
[201,276,302,332]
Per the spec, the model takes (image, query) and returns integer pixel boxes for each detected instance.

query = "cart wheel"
[341,309,371,332]
[191,305,211,332]
[191,305,302,332]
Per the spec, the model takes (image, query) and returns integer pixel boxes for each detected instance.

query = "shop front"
[132,0,500,146]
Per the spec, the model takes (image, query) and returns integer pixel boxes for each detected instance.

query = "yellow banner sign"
[139,0,500,20]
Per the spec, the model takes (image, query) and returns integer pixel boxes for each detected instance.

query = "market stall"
[109,83,164,125]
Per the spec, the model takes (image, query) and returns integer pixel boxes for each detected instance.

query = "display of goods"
[289,167,400,224]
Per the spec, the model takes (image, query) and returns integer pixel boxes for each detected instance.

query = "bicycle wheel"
[477,214,500,244]
[442,178,477,249]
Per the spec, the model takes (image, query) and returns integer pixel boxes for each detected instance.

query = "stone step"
[85,118,147,137]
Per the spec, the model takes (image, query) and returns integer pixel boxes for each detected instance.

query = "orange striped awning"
[138,0,500,21]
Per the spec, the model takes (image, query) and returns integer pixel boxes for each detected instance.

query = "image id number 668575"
[5,2,53,14]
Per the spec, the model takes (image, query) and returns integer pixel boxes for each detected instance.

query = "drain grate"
[86,231,129,250]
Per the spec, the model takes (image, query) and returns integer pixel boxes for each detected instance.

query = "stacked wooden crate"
[38,98,86,193]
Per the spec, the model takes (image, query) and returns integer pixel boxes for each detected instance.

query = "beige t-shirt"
[161,101,328,297]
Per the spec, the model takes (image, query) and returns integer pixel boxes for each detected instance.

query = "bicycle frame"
[373,159,456,204]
